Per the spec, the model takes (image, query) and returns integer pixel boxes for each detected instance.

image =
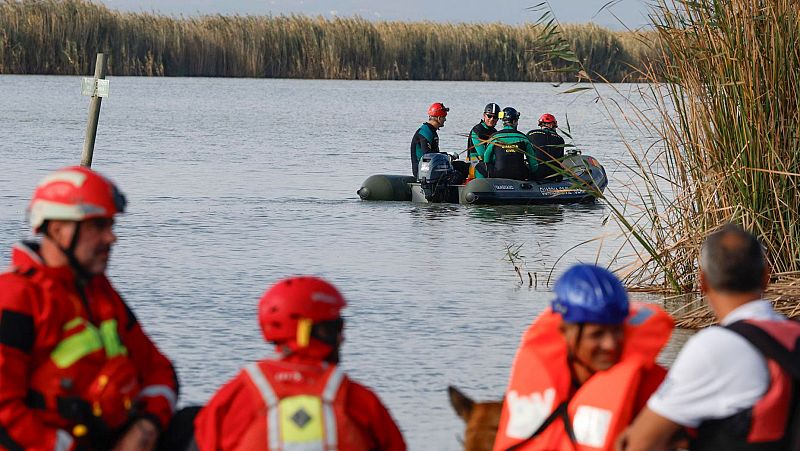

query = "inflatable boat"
[357,152,607,205]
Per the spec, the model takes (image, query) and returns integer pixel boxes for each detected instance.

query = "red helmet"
[538,113,557,127]
[28,166,127,232]
[259,276,346,359]
[428,102,449,117]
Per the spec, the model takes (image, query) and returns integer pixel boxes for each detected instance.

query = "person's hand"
[112,418,159,451]
[450,152,459,161]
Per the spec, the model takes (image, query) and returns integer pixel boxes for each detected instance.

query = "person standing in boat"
[527,113,566,182]
[192,276,407,451]
[410,102,449,178]
[0,166,194,450]
[466,103,501,161]
[477,107,537,180]
[493,264,674,451]
[617,223,800,451]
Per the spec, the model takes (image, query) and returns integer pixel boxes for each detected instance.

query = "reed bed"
[671,274,800,329]
[0,0,658,81]
[595,0,800,324]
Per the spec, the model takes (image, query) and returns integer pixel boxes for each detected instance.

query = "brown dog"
[448,386,503,451]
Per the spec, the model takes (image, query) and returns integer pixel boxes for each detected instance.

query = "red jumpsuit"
[0,242,178,450]
[194,354,406,451]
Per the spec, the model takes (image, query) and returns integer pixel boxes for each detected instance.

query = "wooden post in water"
[80,53,109,168]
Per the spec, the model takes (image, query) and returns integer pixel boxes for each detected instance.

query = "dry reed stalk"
[585,0,800,327]
[0,0,659,81]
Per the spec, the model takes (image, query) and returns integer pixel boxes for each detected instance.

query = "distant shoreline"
[0,0,657,82]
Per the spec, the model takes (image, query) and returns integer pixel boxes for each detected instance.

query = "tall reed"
[600,0,800,299]
[0,0,657,81]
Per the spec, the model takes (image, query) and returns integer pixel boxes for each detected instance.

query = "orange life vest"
[494,302,674,451]
[236,360,370,451]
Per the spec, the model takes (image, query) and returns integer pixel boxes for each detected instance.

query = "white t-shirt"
[647,300,785,427]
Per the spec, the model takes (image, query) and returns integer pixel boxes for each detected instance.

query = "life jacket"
[487,129,532,180]
[690,319,800,451]
[20,265,141,437]
[494,303,673,451]
[527,128,565,182]
[236,360,370,451]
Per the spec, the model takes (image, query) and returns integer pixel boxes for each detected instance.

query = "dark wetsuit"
[527,127,565,182]
[466,121,496,161]
[480,125,537,180]
[410,122,440,178]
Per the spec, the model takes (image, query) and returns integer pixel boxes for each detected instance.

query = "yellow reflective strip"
[63,317,84,331]
[99,319,127,357]
[279,395,324,444]
[51,327,103,368]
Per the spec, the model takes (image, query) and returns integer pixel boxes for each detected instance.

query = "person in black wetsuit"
[477,107,537,180]
[527,113,566,182]
[466,103,500,161]
[409,102,466,184]
[410,102,448,178]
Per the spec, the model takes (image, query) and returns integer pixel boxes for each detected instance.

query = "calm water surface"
[0,76,690,449]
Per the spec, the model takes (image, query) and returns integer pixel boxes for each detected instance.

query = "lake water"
[0,76,690,449]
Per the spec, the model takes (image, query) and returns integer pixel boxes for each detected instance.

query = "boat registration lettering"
[494,185,515,190]
[540,187,585,196]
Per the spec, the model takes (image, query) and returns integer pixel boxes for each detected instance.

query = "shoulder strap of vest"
[505,401,577,451]
[244,363,281,451]
[322,366,345,402]
[725,320,800,378]
[321,366,345,450]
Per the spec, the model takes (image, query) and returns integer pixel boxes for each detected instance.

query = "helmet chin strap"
[277,343,340,364]
[44,222,92,282]
[325,347,340,364]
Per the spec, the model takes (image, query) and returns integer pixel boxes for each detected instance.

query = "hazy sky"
[97,0,658,29]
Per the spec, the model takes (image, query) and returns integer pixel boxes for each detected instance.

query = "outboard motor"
[417,153,461,202]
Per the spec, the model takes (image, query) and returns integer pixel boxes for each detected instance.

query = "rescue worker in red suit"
[617,223,800,451]
[0,166,184,450]
[493,264,674,451]
[192,276,407,451]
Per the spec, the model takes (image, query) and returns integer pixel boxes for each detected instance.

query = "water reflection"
[408,203,463,221]
[467,204,566,225]
[0,77,681,449]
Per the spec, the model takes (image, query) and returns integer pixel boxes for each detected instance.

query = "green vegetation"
[595,0,800,323]
[0,0,656,81]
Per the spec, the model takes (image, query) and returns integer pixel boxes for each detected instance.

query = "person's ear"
[760,264,770,291]
[698,270,708,295]
[44,220,72,246]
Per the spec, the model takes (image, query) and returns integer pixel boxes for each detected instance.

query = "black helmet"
[499,107,520,122]
[484,103,501,115]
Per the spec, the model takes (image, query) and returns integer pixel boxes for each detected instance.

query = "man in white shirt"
[616,223,800,451]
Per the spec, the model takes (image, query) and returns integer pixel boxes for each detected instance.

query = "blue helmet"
[551,264,629,325]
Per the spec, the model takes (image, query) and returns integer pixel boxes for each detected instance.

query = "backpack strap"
[505,401,577,451]
[726,320,800,451]
[725,320,800,378]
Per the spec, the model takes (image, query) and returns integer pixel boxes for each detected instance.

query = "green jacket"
[467,121,496,161]
[478,125,537,179]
